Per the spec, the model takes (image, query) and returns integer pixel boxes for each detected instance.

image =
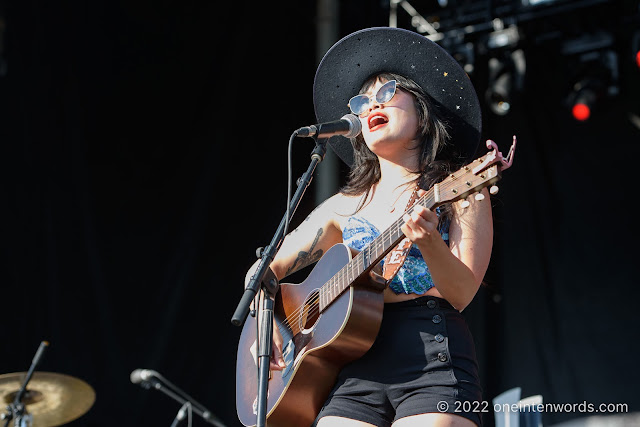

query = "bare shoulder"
[321,192,362,228]
[323,192,360,213]
[290,191,362,242]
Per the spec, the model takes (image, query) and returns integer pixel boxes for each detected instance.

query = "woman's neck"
[377,156,419,191]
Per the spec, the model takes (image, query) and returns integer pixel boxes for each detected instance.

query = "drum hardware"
[1,342,95,426]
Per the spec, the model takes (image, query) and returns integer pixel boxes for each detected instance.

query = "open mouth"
[368,112,389,131]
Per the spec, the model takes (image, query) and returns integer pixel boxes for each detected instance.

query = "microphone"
[130,368,157,384]
[296,114,362,138]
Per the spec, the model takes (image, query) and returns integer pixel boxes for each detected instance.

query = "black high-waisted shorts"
[314,296,483,426]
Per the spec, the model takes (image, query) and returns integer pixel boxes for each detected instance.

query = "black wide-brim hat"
[313,27,482,167]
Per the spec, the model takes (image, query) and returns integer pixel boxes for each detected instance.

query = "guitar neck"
[318,188,440,312]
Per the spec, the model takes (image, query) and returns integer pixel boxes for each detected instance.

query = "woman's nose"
[367,100,382,115]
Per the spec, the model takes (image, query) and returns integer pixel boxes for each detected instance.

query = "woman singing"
[245,27,491,427]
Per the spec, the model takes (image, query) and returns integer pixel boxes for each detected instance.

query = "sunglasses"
[348,80,399,117]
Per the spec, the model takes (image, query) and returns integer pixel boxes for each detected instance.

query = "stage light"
[572,103,590,121]
[486,68,513,115]
[451,42,475,75]
[570,87,596,121]
[487,22,520,50]
[563,45,619,122]
[485,50,526,116]
[567,79,600,122]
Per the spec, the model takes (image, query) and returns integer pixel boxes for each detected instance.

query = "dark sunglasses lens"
[376,80,397,104]
[349,95,370,115]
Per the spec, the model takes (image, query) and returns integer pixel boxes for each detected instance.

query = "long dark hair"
[341,73,457,221]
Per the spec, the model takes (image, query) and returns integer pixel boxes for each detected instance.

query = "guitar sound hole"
[299,290,321,332]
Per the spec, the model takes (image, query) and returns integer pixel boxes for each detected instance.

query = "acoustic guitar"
[236,138,516,427]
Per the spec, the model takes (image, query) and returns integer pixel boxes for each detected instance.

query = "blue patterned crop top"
[342,215,450,295]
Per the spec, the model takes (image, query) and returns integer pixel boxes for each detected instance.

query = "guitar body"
[236,243,385,427]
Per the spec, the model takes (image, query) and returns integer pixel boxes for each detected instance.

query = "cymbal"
[0,371,95,427]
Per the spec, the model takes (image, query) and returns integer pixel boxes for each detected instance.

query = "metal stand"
[231,135,327,427]
[1,341,48,427]
[139,379,224,427]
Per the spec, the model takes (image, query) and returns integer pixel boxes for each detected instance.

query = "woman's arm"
[268,195,345,281]
[245,194,345,284]
[401,187,493,311]
[243,194,345,371]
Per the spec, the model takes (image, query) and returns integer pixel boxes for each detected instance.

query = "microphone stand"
[141,379,225,427]
[231,134,327,427]
[170,402,191,427]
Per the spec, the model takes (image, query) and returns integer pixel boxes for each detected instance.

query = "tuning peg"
[460,199,471,208]
[474,193,485,201]
[489,185,499,195]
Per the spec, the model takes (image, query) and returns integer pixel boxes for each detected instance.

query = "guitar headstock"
[434,136,517,207]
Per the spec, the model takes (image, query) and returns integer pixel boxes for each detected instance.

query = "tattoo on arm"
[285,228,324,276]
[291,202,326,234]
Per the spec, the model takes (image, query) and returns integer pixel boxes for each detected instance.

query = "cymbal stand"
[1,341,49,427]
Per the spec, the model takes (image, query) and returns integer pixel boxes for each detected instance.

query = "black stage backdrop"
[1,1,639,426]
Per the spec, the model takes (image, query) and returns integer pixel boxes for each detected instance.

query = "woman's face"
[357,78,420,161]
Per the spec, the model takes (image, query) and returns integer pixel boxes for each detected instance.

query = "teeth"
[369,115,388,128]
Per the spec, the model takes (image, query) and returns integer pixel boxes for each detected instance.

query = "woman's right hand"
[253,303,286,371]
[270,324,286,371]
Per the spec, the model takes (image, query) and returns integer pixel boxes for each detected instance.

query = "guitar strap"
[382,185,420,282]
